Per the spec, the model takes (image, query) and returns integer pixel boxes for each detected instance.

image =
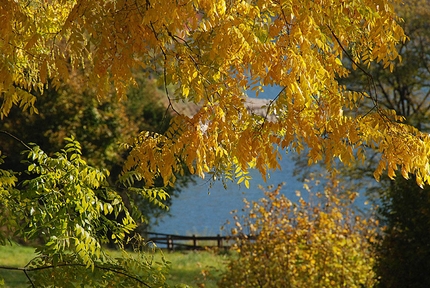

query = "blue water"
[152,153,304,236]
[152,85,372,236]
[153,86,301,236]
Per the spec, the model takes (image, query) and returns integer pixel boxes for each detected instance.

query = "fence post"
[217,234,222,248]
[167,235,173,250]
[192,234,196,249]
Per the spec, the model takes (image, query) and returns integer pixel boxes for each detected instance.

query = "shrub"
[219,178,378,288]
[375,176,430,288]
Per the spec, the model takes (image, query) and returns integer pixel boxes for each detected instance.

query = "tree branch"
[0,262,153,288]
[326,25,379,108]
[0,131,33,151]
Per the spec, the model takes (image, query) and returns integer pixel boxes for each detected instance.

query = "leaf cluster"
[22,246,171,288]
[219,177,378,287]
[2,0,428,187]
[2,137,131,257]
[0,137,173,287]
[0,68,192,232]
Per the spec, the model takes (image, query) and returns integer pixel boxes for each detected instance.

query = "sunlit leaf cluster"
[0,137,172,286]
[23,245,171,288]
[0,66,183,231]
[1,137,132,260]
[220,178,378,287]
[2,0,428,187]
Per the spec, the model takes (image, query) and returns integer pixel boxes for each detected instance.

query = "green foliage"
[375,176,430,288]
[0,244,231,288]
[0,137,172,287]
[0,72,192,231]
[24,248,170,288]
[9,137,135,254]
[219,177,377,288]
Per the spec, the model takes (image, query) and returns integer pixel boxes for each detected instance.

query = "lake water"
[152,86,372,236]
[152,153,305,236]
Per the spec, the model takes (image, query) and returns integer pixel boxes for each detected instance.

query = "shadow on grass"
[0,270,29,288]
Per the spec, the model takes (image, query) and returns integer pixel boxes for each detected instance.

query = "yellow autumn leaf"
[4,0,429,189]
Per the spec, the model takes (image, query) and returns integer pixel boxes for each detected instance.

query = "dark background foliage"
[0,69,194,236]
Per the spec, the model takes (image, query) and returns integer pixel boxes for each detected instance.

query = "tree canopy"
[2,0,428,286]
[0,69,191,233]
[2,0,428,187]
[335,1,430,286]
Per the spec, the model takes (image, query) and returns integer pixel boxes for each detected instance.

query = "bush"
[375,176,430,288]
[219,178,378,288]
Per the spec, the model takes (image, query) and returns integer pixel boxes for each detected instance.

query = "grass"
[0,244,37,288]
[163,249,231,287]
[0,244,232,287]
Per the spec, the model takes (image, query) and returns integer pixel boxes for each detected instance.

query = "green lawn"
[164,249,231,287]
[0,244,231,287]
[0,244,36,288]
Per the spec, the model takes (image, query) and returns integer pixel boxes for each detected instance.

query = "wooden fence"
[145,232,256,251]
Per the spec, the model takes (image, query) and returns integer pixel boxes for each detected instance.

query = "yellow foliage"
[220,178,378,287]
[2,0,428,186]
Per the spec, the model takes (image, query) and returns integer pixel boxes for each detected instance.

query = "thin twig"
[0,262,153,288]
[0,131,33,150]
[260,86,287,130]
[326,25,379,108]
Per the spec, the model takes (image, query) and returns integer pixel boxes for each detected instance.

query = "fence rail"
[146,232,256,251]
